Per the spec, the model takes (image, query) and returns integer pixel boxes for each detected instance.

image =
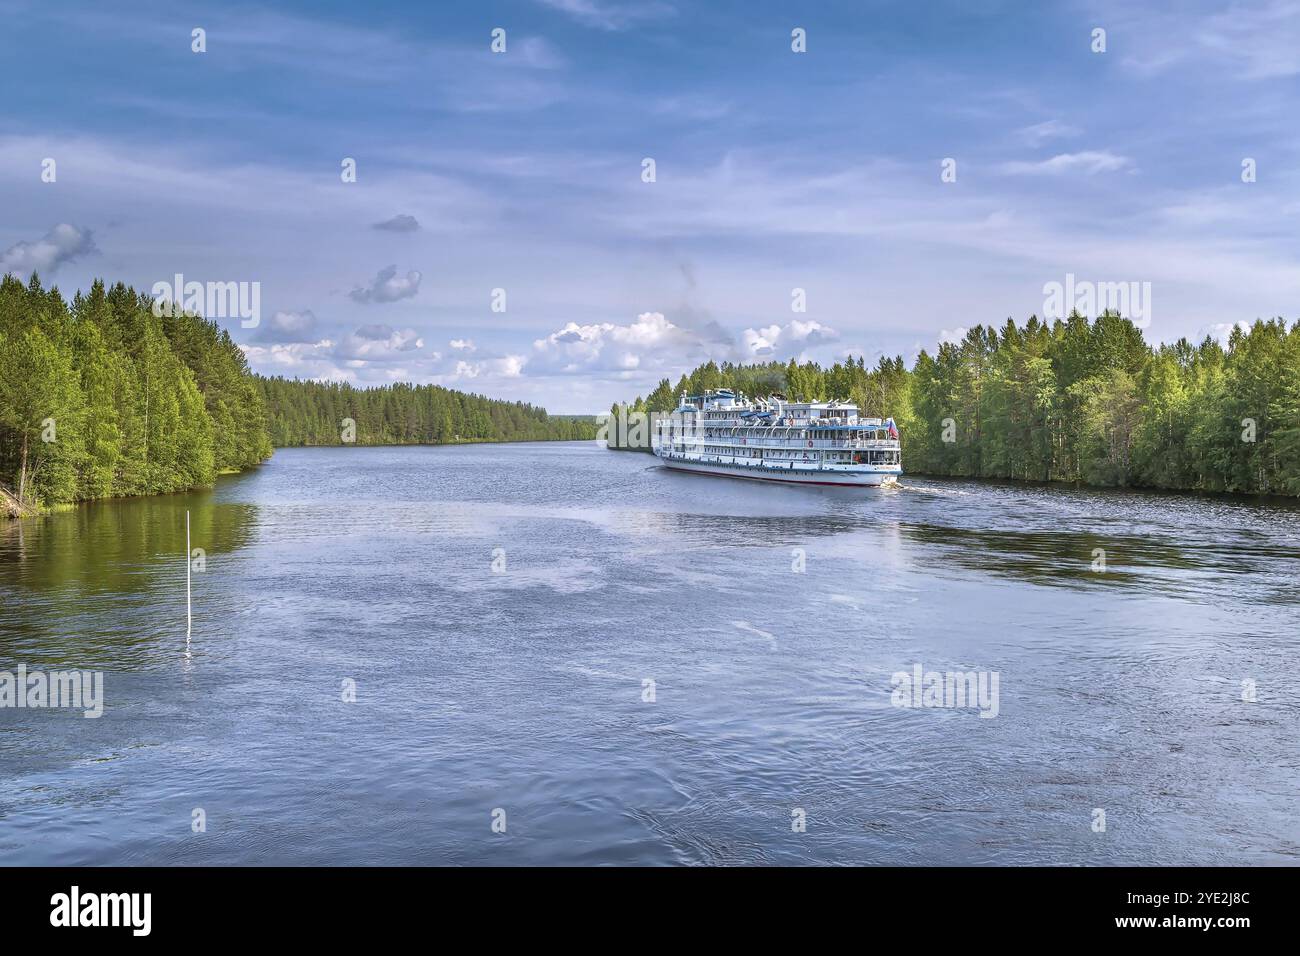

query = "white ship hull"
[657,453,898,487]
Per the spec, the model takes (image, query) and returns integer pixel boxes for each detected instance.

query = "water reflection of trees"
[0,491,259,663]
[630,505,1296,601]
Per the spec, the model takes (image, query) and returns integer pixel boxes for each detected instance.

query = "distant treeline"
[0,274,272,513]
[257,377,595,446]
[614,312,1300,497]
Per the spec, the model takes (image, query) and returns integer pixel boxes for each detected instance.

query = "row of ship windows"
[666,428,886,440]
[681,446,900,464]
[702,416,852,421]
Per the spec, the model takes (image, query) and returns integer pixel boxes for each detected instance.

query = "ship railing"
[670,436,899,450]
[694,419,865,428]
[663,452,900,472]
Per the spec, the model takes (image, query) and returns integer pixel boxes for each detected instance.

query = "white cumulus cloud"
[741,319,837,357]
[529,311,705,376]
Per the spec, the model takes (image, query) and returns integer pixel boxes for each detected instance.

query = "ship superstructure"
[652,389,901,487]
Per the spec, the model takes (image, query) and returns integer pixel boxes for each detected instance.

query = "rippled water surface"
[2,443,1298,865]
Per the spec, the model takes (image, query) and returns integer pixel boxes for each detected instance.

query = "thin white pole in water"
[186,510,192,640]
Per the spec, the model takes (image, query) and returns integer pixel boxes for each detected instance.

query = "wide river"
[1,442,1297,865]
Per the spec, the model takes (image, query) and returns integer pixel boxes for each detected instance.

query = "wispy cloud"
[535,0,675,31]
[1015,119,1081,146]
[1199,0,1300,78]
[37,4,571,112]
[1102,0,1300,79]
[999,151,1132,176]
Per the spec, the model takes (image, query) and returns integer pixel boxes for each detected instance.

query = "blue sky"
[2,0,1299,412]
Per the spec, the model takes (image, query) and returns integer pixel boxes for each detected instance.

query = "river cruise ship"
[653,389,901,487]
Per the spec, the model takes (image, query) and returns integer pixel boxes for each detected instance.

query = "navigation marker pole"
[186,510,192,642]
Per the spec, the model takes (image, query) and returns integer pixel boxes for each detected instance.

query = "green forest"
[0,274,592,514]
[613,312,1300,497]
[256,377,593,447]
[0,274,272,515]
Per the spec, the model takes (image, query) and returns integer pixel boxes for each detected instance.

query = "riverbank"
[274,434,595,450]
[1,484,25,518]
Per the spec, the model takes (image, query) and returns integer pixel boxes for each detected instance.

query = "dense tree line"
[1,273,595,513]
[0,274,272,512]
[257,377,595,446]
[616,312,1300,497]
[8,271,1291,508]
